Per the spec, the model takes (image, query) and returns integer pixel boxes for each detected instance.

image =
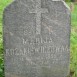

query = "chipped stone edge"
[3,0,16,12]
[52,0,70,11]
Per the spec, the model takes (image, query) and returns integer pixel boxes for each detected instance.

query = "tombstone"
[3,0,70,77]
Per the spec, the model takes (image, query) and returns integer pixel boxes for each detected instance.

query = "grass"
[70,3,77,77]
[66,2,77,77]
[0,1,77,77]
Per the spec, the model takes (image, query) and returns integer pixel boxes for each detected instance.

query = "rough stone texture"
[3,0,70,77]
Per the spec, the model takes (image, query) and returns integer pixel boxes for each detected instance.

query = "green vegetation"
[0,0,77,77]
[65,0,71,2]
[70,3,77,77]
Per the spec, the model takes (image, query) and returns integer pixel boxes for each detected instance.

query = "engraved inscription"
[6,45,69,66]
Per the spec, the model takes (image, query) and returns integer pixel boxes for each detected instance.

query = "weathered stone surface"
[3,0,70,77]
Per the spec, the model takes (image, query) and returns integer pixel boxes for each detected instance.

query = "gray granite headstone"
[3,0,70,77]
